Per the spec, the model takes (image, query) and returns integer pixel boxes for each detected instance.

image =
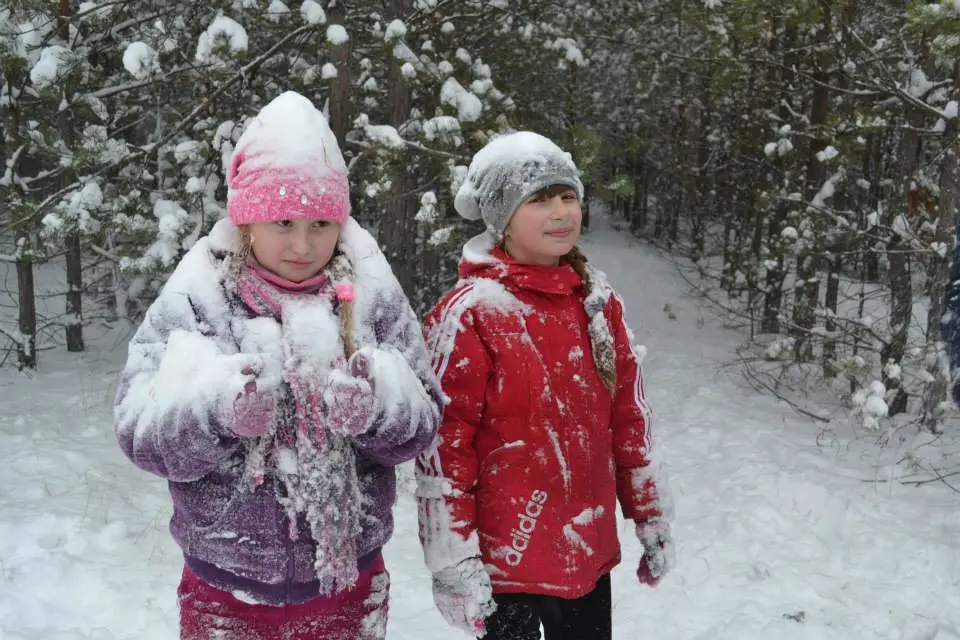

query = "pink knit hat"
[227,91,351,226]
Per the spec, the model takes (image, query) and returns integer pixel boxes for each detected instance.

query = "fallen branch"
[740,354,832,423]
[0,324,24,345]
[902,467,960,492]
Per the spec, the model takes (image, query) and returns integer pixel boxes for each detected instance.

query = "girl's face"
[503,186,582,266]
[248,219,340,282]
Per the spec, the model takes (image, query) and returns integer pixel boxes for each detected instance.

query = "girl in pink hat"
[114,91,442,640]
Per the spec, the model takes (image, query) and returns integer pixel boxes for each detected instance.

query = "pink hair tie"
[335,283,355,302]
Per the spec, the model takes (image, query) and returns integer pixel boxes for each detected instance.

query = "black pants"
[484,574,612,640]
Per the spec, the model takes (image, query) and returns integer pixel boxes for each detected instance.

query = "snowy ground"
[2,214,960,639]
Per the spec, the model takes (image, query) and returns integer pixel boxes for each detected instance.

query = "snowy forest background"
[3,0,960,439]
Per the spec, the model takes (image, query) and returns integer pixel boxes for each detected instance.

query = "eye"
[528,193,548,204]
[562,192,577,202]
[275,220,293,229]
[311,220,331,229]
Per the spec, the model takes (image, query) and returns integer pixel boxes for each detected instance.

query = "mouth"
[284,259,314,269]
[545,229,574,238]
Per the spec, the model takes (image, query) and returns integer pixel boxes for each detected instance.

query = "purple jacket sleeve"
[352,294,443,467]
[114,290,241,483]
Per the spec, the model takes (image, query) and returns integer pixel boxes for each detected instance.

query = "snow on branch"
[346,134,459,160]
[8,24,319,234]
[89,64,199,100]
[89,244,122,263]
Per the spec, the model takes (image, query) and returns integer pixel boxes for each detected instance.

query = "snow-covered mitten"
[323,352,378,437]
[231,365,276,438]
[432,557,496,637]
[636,518,674,587]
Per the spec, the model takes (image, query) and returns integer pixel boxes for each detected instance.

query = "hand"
[432,557,496,637]
[230,365,276,438]
[204,353,263,402]
[636,519,674,587]
[323,353,378,436]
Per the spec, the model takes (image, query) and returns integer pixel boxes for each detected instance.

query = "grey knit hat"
[454,131,584,237]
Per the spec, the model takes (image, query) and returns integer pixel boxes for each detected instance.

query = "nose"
[290,227,310,255]
[547,195,569,218]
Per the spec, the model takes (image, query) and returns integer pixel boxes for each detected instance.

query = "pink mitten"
[636,519,674,587]
[231,366,275,438]
[323,353,377,436]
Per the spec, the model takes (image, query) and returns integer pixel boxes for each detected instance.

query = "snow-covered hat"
[227,91,350,226]
[454,131,584,237]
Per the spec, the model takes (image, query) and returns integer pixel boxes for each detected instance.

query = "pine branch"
[89,64,204,100]
[845,29,949,121]
[147,24,318,154]
[82,9,175,46]
[89,244,122,263]
[346,135,462,160]
[7,24,319,233]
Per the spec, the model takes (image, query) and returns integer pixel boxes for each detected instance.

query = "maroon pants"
[178,558,390,640]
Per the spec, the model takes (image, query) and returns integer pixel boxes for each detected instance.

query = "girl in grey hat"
[416,131,674,639]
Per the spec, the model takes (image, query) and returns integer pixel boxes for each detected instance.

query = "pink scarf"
[235,261,362,595]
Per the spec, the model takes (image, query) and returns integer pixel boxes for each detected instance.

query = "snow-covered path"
[2,215,959,639]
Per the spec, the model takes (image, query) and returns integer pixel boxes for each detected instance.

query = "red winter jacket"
[417,236,669,599]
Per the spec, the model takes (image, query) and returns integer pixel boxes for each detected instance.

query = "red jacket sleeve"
[416,290,491,573]
[607,292,671,523]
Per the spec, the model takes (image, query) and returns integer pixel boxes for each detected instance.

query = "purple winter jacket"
[114,219,442,604]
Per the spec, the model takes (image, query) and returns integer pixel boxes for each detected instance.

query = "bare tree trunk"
[378,0,415,294]
[920,66,960,432]
[326,0,351,148]
[690,102,711,263]
[639,155,650,230]
[630,154,648,234]
[791,61,830,361]
[65,236,84,351]
[761,205,786,333]
[823,253,841,378]
[886,110,925,415]
[17,257,37,370]
[59,0,83,352]
[582,183,591,230]
[760,18,797,334]
[885,235,911,415]
[720,214,734,291]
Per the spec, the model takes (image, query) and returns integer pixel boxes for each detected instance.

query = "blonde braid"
[340,297,356,359]
[564,245,592,290]
[327,248,357,359]
[564,246,617,394]
[232,224,253,278]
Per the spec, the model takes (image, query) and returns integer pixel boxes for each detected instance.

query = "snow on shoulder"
[459,231,532,316]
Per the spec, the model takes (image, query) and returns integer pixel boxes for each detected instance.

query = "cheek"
[516,213,547,238]
[314,234,339,261]
[251,235,287,262]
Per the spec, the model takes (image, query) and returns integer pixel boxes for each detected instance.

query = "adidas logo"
[504,490,548,567]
